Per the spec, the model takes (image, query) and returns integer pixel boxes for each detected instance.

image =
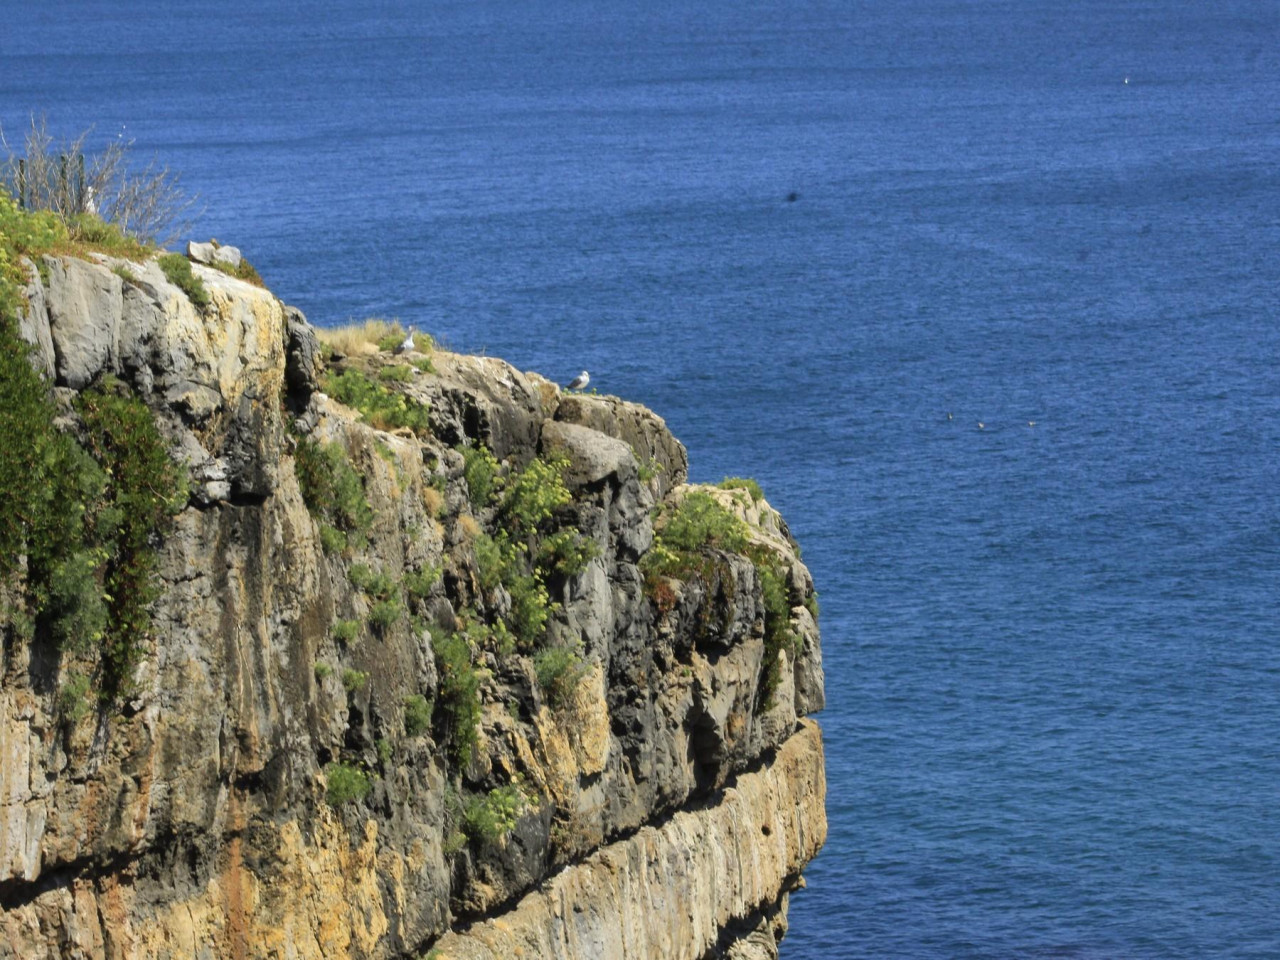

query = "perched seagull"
[566,370,590,392]
[394,327,415,354]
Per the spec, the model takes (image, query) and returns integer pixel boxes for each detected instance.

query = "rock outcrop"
[1,248,825,960]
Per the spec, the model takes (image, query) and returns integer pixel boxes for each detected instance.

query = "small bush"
[58,671,93,722]
[111,263,138,284]
[314,662,332,681]
[325,762,371,806]
[501,454,571,531]
[318,523,347,555]
[472,532,508,592]
[638,457,664,483]
[508,570,554,651]
[403,564,441,602]
[294,437,372,537]
[378,364,414,382]
[536,529,599,578]
[157,253,210,309]
[331,619,360,645]
[322,367,431,436]
[376,737,392,765]
[462,444,499,510]
[803,591,820,619]
[403,694,433,736]
[432,629,481,768]
[659,491,748,554]
[462,781,528,846]
[718,476,764,503]
[348,563,398,600]
[535,645,588,710]
[368,597,402,631]
[755,560,796,705]
[341,668,369,691]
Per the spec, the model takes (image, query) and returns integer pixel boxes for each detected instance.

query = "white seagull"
[566,370,590,392]
[394,327,415,354]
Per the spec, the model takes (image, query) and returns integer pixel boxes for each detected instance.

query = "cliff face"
[0,249,825,960]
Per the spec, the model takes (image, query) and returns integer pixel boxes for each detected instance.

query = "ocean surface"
[6,1,1280,956]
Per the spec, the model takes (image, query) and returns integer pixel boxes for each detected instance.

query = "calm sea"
[6,1,1280,956]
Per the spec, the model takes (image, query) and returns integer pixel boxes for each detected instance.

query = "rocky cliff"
[0,246,826,960]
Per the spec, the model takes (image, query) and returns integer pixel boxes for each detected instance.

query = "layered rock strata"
[0,248,826,960]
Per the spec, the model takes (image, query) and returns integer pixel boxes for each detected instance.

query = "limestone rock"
[186,239,242,268]
[0,249,825,960]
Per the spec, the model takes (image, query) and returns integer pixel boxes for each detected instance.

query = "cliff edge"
[0,244,825,960]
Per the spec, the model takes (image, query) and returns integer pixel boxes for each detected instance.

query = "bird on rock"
[566,370,590,392]
[394,327,415,354]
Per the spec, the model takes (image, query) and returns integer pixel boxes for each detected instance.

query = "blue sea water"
[5,1,1280,956]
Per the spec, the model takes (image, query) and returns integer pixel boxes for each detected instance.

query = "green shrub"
[74,383,183,693]
[718,476,764,503]
[378,364,414,382]
[403,564,441,602]
[325,762,371,805]
[412,356,434,374]
[58,671,93,722]
[536,529,599,578]
[658,491,748,553]
[461,444,499,510]
[755,560,796,706]
[341,668,368,691]
[348,563,397,600]
[43,549,108,653]
[331,619,360,645]
[111,263,138,284]
[318,523,347,555]
[294,437,372,539]
[462,781,528,845]
[376,737,392,765]
[314,662,332,681]
[473,532,508,592]
[637,457,664,483]
[535,645,588,710]
[321,367,431,436]
[501,454,571,531]
[157,253,210,309]
[432,629,481,768]
[368,597,402,631]
[403,694,433,736]
[803,591,820,619]
[507,570,553,651]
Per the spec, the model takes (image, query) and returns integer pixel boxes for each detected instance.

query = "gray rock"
[44,254,123,388]
[186,240,242,269]
[539,419,637,489]
[16,257,55,378]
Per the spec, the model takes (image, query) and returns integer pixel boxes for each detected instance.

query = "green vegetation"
[803,591,820,619]
[403,563,441,603]
[377,364,414,382]
[403,693,433,736]
[535,645,589,710]
[718,476,764,503]
[637,456,664,484]
[347,563,397,600]
[754,558,797,705]
[324,762,371,806]
[639,490,749,586]
[500,454,571,531]
[58,671,93,722]
[111,263,138,284]
[204,254,264,287]
[341,668,368,691]
[157,253,211,309]
[330,619,360,646]
[368,597,402,632]
[293,436,372,548]
[462,781,529,845]
[314,662,332,681]
[536,529,599,579]
[376,737,392,765]
[461,444,499,510]
[321,367,431,436]
[431,628,482,768]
